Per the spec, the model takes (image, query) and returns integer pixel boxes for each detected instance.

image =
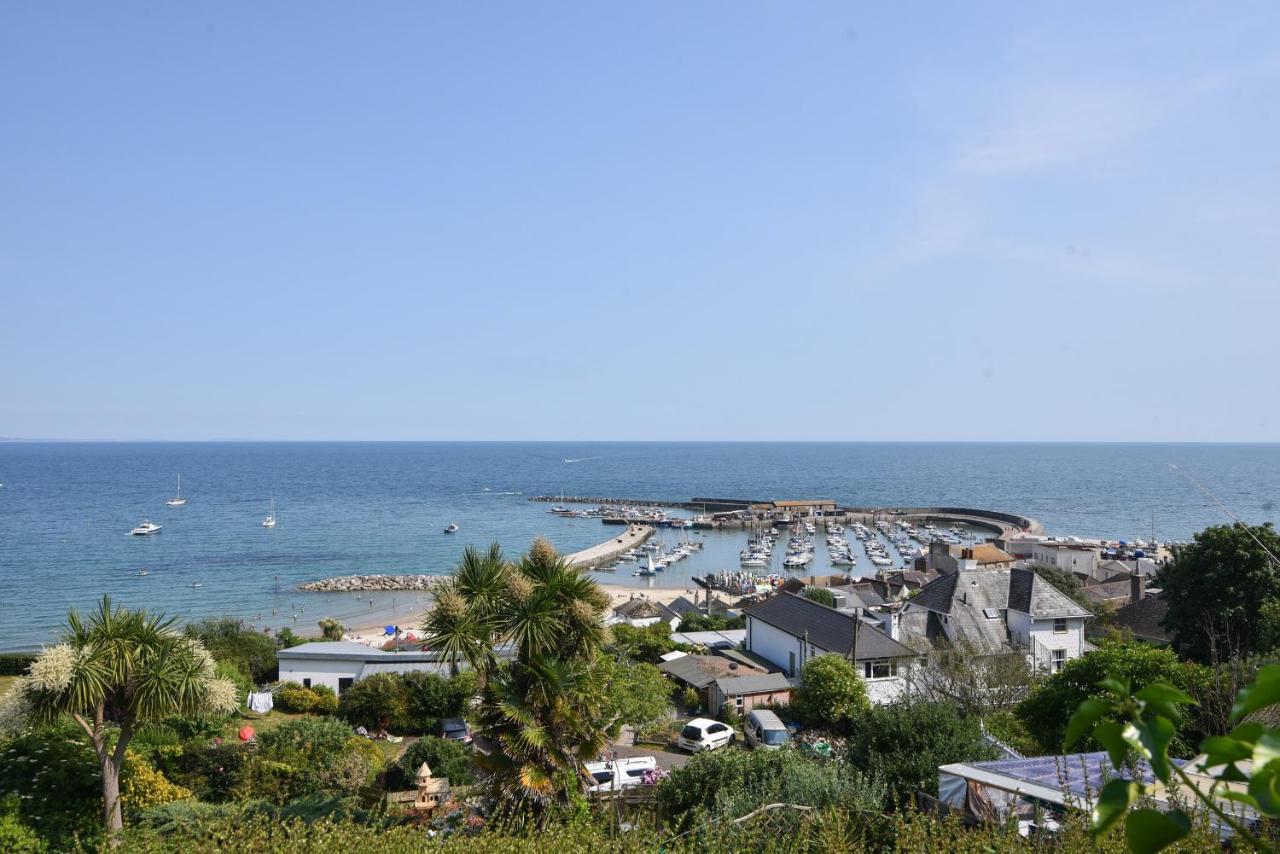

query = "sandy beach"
[339,580,696,647]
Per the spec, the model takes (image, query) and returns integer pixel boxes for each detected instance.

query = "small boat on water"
[190,582,202,588]
[444,522,459,533]
[130,520,162,536]
[262,497,278,528]
[166,474,187,506]
[136,570,149,576]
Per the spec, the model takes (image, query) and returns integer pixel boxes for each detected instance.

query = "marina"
[0,441,1276,651]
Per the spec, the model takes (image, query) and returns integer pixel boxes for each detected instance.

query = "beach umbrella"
[385,625,395,636]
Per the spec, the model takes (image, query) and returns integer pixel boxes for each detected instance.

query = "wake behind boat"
[130,520,161,536]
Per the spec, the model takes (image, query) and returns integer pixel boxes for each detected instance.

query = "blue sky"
[2,3,1278,441]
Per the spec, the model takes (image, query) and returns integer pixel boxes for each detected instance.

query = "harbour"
[1,441,1277,651]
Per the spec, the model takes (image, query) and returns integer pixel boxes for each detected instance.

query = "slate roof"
[667,596,703,618]
[1110,594,1172,644]
[743,593,916,660]
[905,568,1090,655]
[714,672,793,696]
[613,598,679,621]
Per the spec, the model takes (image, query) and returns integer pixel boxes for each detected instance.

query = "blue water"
[0,442,1277,651]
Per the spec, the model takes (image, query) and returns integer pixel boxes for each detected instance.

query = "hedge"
[0,652,36,676]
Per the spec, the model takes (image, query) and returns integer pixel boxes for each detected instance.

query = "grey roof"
[660,653,767,689]
[743,593,916,661]
[667,596,703,617]
[614,598,679,621]
[670,629,746,649]
[277,641,441,662]
[714,672,793,696]
[905,568,1089,655]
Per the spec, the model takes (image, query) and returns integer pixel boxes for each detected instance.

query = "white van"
[743,709,790,750]
[584,756,657,792]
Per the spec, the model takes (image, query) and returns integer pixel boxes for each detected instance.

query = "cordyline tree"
[422,539,613,806]
[0,596,237,844]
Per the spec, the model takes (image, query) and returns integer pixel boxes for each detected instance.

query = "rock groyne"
[299,574,441,592]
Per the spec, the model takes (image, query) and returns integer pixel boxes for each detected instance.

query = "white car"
[677,717,735,753]
[584,756,657,792]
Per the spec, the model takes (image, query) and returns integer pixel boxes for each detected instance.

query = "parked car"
[677,717,734,753]
[584,756,657,792]
[743,709,790,750]
[437,717,472,743]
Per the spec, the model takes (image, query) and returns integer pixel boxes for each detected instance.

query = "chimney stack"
[1130,571,1146,602]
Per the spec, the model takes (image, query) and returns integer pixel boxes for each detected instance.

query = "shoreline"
[338,580,696,647]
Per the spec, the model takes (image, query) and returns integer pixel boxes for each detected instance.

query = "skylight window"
[983,607,1000,620]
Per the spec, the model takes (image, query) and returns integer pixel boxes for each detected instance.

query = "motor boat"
[130,520,162,536]
[444,523,459,533]
[136,570,149,576]
[262,497,278,528]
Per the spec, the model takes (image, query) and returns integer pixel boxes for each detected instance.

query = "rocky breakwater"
[299,574,441,592]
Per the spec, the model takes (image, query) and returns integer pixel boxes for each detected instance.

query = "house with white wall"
[742,592,917,705]
[607,596,682,630]
[277,641,471,694]
[1031,541,1102,581]
[899,565,1091,673]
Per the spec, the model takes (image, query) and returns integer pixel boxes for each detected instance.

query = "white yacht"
[262,498,278,528]
[166,474,187,506]
[130,520,162,536]
[444,522,459,533]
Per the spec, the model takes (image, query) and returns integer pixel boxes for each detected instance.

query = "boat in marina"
[166,474,187,506]
[130,520,162,536]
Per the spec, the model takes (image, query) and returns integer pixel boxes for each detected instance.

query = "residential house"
[608,596,681,629]
[277,641,459,694]
[929,542,1016,574]
[899,565,1092,673]
[658,653,790,712]
[1030,541,1102,581]
[742,592,917,704]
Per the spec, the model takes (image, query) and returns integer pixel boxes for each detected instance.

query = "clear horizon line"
[3,438,1279,446]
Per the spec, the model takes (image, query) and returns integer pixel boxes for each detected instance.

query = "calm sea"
[0,442,1277,651]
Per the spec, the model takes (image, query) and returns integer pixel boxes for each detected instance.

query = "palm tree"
[421,538,612,806]
[0,596,237,843]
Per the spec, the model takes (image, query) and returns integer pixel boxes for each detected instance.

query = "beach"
[339,580,695,647]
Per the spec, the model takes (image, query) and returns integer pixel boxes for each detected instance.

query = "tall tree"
[1159,523,1280,663]
[0,596,237,843]
[422,539,613,807]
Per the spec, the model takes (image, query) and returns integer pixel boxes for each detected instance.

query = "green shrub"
[657,747,885,835]
[310,684,339,715]
[0,812,44,854]
[318,617,345,641]
[398,671,474,734]
[275,682,319,714]
[802,587,837,608]
[846,700,998,805]
[1016,641,1215,754]
[790,655,869,734]
[185,618,280,683]
[0,653,36,676]
[153,743,252,803]
[0,721,103,849]
[718,702,741,727]
[337,673,409,732]
[396,736,475,787]
[679,687,701,712]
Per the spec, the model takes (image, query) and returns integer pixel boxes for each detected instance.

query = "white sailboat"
[262,497,278,528]
[166,474,187,506]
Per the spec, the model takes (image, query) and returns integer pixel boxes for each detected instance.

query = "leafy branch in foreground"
[1065,664,1280,852]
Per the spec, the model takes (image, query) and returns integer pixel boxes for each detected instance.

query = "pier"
[565,525,654,570]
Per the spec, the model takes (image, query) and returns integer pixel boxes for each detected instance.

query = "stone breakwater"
[299,574,441,592]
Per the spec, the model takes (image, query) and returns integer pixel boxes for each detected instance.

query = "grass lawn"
[223,708,306,738]
[0,675,17,696]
